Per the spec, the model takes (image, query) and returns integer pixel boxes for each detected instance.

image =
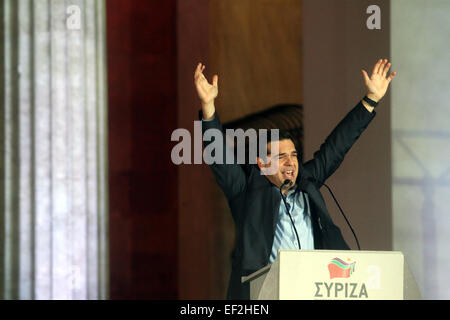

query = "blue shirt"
[269,184,315,263]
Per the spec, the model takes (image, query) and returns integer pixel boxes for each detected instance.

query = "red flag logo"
[328,257,356,279]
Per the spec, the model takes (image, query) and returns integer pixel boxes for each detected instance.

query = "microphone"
[280,179,301,250]
[281,179,291,188]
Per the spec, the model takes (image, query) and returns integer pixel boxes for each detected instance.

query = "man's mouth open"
[282,170,295,180]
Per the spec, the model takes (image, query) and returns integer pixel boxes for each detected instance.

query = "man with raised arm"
[194,59,396,299]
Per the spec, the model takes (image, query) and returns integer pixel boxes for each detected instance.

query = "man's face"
[257,139,299,191]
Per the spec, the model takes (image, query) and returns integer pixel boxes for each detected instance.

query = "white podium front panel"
[279,250,404,300]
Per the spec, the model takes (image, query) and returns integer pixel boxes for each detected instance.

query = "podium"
[242,250,421,300]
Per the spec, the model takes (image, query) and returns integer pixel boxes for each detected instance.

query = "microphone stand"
[322,183,361,250]
[280,180,301,250]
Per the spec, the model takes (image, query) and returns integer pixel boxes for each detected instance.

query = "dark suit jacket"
[199,101,376,299]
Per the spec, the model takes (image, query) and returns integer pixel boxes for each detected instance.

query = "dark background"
[107,0,178,299]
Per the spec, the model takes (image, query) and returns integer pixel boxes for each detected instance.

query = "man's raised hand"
[194,63,218,120]
[361,59,397,102]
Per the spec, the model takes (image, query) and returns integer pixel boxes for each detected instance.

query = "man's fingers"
[382,62,391,77]
[372,59,382,75]
[376,59,387,74]
[194,63,202,80]
[194,63,218,90]
[194,62,206,79]
[387,71,397,83]
[194,73,205,83]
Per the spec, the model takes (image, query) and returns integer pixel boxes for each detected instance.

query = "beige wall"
[302,0,392,251]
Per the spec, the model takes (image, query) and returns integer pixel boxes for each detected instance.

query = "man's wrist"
[361,99,375,113]
[366,93,380,103]
[201,102,215,120]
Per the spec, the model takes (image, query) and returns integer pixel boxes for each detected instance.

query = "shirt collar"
[274,183,299,197]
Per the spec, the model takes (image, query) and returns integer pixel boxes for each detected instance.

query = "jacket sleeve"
[303,101,376,186]
[199,110,247,200]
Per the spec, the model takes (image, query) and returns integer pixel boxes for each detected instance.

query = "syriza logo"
[328,257,356,279]
[314,257,368,299]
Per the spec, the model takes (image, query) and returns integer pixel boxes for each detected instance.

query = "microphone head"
[281,179,292,188]
[280,179,293,191]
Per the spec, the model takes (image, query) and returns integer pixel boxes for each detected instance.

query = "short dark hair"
[256,128,299,162]
[265,129,295,153]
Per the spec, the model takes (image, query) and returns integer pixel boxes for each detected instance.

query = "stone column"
[0,0,108,299]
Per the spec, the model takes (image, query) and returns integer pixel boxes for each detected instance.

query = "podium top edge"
[278,250,404,255]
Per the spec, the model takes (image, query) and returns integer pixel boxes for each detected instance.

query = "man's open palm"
[194,63,218,106]
[362,59,397,101]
